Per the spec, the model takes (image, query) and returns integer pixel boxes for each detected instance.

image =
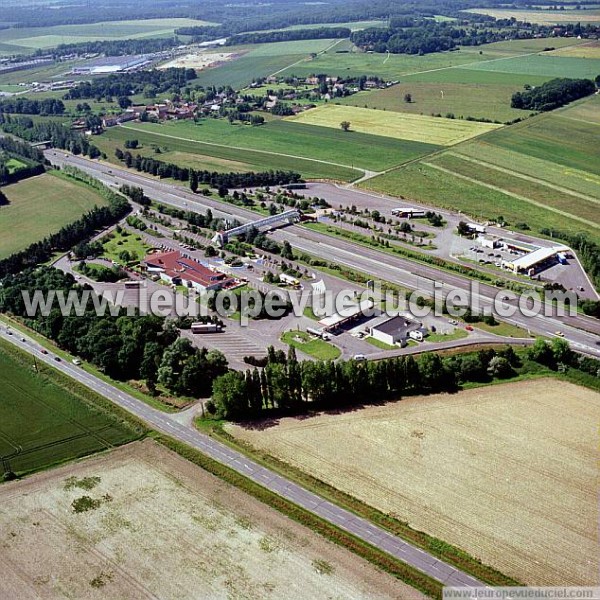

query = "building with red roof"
[142,250,235,292]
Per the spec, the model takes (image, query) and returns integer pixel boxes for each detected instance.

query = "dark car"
[53,356,61,362]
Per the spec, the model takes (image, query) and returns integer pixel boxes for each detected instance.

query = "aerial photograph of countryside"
[0,0,599,598]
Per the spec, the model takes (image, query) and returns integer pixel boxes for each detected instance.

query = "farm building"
[141,250,236,292]
[368,315,427,346]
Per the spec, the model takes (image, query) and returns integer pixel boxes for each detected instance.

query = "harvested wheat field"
[228,379,600,586]
[0,440,422,600]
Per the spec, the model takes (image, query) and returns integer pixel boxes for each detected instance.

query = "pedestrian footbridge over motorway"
[212,209,301,246]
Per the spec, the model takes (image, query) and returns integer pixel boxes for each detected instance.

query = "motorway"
[0,325,483,590]
[47,152,600,357]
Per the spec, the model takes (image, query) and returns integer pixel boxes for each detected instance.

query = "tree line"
[0,98,65,115]
[0,114,102,159]
[0,169,129,278]
[0,267,228,397]
[349,19,517,55]
[64,68,196,102]
[209,344,522,420]
[0,136,46,186]
[226,27,351,46]
[39,37,181,59]
[511,78,597,111]
[210,337,600,421]
[114,147,302,189]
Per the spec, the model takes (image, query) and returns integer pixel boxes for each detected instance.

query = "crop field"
[228,379,600,586]
[559,93,600,126]
[0,173,109,259]
[400,68,553,86]
[119,118,439,174]
[341,82,529,123]
[0,340,138,476]
[0,19,216,52]
[0,440,419,599]
[465,54,600,80]
[286,104,502,145]
[465,7,600,24]
[548,41,600,58]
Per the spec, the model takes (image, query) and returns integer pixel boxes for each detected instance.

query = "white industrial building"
[368,315,428,346]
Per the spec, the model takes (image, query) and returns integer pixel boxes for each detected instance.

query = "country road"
[0,325,484,590]
[47,152,600,358]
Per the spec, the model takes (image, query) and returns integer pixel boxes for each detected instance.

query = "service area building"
[368,315,427,346]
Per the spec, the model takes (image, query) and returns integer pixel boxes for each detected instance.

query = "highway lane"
[0,325,484,590]
[46,152,600,357]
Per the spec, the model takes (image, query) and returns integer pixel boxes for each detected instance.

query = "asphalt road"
[46,152,600,357]
[0,325,484,590]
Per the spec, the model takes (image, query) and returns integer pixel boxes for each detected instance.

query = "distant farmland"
[0,340,140,476]
[0,172,109,259]
[0,18,216,52]
[465,7,600,24]
[228,379,600,586]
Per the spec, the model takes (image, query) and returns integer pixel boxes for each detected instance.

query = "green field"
[0,172,109,259]
[0,18,217,52]
[362,95,600,243]
[4,157,27,173]
[116,117,439,175]
[340,82,530,123]
[465,54,600,79]
[286,104,502,145]
[0,339,139,476]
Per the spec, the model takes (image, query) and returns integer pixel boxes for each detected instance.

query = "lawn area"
[4,157,27,173]
[286,104,502,146]
[426,328,469,343]
[0,19,217,52]
[281,330,341,360]
[0,339,140,476]
[340,82,530,123]
[475,321,532,338]
[101,228,151,264]
[0,172,109,259]
[365,336,396,350]
[120,117,438,174]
